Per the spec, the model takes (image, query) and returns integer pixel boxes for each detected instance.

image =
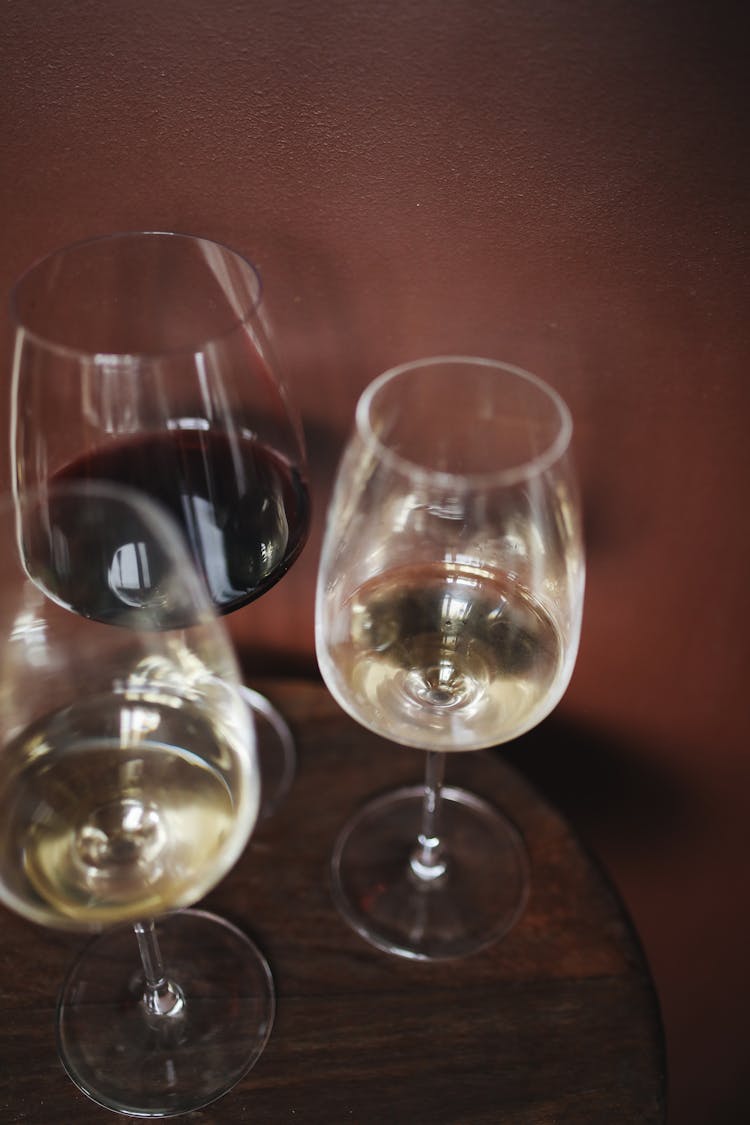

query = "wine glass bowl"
[316,357,585,960]
[11,231,310,816]
[0,482,273,1115]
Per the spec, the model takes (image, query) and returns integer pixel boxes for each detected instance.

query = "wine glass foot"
[331,785,529,961]
[56,909,275,1117]
[240,686,296,819]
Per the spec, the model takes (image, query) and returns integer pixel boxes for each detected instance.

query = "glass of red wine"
[11,231,310,818]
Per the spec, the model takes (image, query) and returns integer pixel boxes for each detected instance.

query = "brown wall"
[3,3,749,1122]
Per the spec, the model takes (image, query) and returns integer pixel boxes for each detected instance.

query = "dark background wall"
[2,3,749,1121]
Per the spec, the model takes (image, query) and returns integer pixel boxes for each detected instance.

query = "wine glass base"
[56,909,275,1118]
[240,686,296,819]
[331,785,529,961]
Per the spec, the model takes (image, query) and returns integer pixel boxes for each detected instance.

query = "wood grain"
[0,679,665,1123]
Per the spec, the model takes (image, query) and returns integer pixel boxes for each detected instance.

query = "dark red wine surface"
[52,428,309,616]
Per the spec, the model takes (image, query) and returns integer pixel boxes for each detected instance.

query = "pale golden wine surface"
[0,695,255,928]
[321,563,563,752]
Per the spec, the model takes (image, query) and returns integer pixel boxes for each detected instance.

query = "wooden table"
[0,679,665,1123]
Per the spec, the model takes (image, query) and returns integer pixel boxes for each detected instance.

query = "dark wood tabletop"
[0,678,666,1124]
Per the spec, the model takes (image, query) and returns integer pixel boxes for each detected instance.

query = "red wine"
[40,428,309,626]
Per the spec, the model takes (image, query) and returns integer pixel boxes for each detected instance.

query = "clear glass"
[10,231,310,817]
[0,482,273,1115]
[316,356,585,960]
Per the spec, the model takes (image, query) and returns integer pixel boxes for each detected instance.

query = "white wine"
[321,562,564,751]
[0,694,257,929]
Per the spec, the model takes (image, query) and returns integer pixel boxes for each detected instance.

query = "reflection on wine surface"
[320,562,563,752]
[53,426,310,618]
[0,693,257,929]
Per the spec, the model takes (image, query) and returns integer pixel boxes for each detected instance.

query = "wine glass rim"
[9,230,264,362]
[355,355,574,485]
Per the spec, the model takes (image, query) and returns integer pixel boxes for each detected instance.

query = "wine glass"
[316,356,585,961]
[10,231,310,818]
[0,480,273,1116]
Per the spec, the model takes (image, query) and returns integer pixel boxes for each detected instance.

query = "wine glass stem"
[133,919,185,1018]
[410,750,448,882]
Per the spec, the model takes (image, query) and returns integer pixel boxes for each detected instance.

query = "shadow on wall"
[503,717,695,867]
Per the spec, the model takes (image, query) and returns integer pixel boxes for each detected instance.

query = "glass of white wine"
[316,356,585,961]
[0,482,273,1115]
